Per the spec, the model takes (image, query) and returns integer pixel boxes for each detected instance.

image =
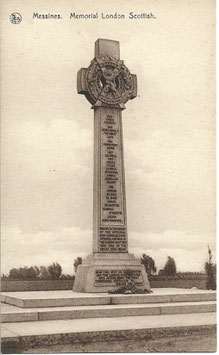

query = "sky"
[1,0,216,275]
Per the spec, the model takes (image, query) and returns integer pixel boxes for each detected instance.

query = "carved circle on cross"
[86,56,133,106]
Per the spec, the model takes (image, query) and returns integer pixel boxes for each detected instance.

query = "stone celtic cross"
[73,39,150,293]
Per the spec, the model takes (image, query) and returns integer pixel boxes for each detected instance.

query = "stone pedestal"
[73,253,150,293]
[73,39,150,293]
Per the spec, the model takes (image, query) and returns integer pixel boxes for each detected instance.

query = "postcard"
[1,0,216,353]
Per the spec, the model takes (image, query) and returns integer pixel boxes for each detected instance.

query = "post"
[73,39,150,293]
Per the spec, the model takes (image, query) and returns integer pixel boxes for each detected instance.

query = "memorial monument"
[73,39,150,293]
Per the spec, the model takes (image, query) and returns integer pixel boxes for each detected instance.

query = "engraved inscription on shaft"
[98,110,127,253]
[101,113,124,224]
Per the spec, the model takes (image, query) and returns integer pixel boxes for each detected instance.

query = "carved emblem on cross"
[77,46,137,109]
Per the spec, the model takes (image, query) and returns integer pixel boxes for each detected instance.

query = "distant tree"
[33,265,41,278]
[7,263,64,281]
[9,268,21,280]
[205,246,216,290]
[24,266,38,280]
[38,266,50,280]
[8,266,38,280]
[163,256,176,276]
[140,254,157,275]
[74,257,82,273]
[48,262,62,280]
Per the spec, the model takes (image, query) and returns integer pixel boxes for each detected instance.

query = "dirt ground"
[21,333,216,353]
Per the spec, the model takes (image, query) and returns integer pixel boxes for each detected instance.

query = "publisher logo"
[10,13,22,24]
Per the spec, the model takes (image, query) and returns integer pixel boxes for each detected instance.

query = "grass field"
[1,275,207,292]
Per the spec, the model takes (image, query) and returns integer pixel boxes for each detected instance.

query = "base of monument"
[73,253,150,293]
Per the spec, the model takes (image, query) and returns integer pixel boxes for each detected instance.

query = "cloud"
[2,119,215,235]
[124,127,215,235]
[2,119,92,180]
[1,119,94,232]
[2,226,215,275]
[1,117,215,246]
[1,226,92,275]
[129,229,215,272]
[125,127,215,195]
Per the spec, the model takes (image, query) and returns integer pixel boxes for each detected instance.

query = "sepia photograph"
[1,0,216,353]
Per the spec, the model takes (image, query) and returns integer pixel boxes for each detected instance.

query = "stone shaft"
[93,107,128,253]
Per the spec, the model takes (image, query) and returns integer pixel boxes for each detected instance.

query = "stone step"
[1,312,216,353]
[1,301,216,323]
[1,289,216,308]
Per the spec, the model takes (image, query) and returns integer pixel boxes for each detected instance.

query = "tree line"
[2,247,216,290]
[2,255,176,281]
[1,262,73,281]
